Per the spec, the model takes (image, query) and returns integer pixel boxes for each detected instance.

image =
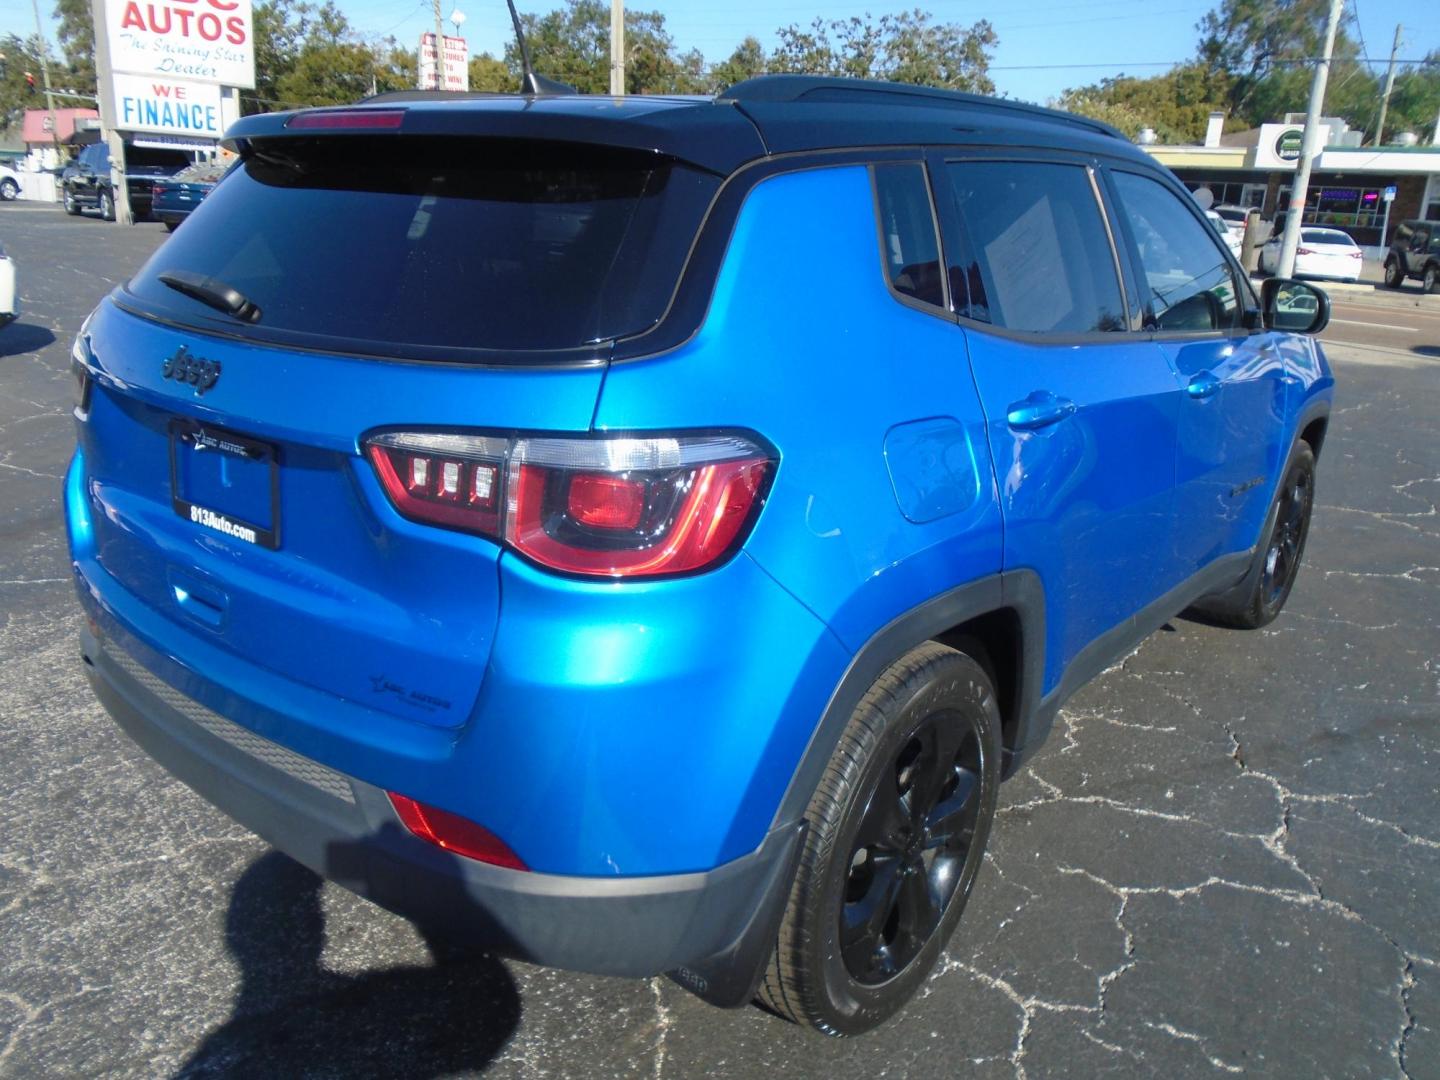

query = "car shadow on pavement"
[174,848,521,1078]
[0,322,56,357]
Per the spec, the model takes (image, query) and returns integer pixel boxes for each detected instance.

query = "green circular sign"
[1276,129,1303,161]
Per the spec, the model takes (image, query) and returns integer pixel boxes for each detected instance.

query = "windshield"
[172,162,229,184]
[125,136,719,357]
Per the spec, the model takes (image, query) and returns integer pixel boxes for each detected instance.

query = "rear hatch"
[79,127,721,727]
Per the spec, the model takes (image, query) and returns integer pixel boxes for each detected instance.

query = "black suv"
[61,143,191,221]
[1382,219,1440,292]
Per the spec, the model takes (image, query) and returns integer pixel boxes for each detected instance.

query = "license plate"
[169,421,280,549]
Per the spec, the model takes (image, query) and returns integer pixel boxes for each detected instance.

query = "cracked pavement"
[1,205,1437,1077]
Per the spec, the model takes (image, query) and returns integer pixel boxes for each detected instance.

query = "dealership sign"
[105,0,256,88]
[113,72,224,138]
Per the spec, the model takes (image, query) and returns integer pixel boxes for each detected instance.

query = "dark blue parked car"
[66,76,1333,1035]
[152,161,230,231]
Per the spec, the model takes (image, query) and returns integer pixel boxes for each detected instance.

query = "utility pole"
[29,0,61,168]
[610,0,624,95]
[432,0,446,90]
[88,0,132,224]
[1276,0,1343,279]
[1374,24,1402,146]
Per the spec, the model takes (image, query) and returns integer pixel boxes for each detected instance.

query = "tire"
[1383,258,1403,289]
[1190,442,1316,630]
[164,220,179,232]
[99,190,115,222]
[1425,264,1440,295]
[63,188,80,216]
[0,178,17,201]
[757,642,1001,1036]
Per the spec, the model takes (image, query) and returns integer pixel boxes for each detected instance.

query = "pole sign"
[112,72,225,138]
[418,33,468,92]
[1383,185,1397,202]
[105,0,256,88]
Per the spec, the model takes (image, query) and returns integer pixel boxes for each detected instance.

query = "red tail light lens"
[389,793,528,870]
[364,431,775,579]
[1296,247,1314,256]
[153,184,168,196]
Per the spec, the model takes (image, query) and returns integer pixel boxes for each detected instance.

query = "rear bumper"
[83,621,802,1004]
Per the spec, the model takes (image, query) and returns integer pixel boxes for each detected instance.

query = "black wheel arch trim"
[772,569,1048,839]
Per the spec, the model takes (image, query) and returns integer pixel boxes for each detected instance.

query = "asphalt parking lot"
[1,204,1437,1078]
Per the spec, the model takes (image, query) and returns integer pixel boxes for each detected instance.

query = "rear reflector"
[388,793,528,870]
[365,431,775,579]
[286,109,405,131]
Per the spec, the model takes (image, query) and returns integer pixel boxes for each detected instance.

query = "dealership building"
[1143,112,1440,252]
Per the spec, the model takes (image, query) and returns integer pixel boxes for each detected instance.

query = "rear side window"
[125,137,720,357]
[944,162,1126,334]
[1110,170,1242,333]
[872,163,946,309]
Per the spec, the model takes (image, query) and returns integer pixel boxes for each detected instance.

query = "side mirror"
[1261,278,1329,335]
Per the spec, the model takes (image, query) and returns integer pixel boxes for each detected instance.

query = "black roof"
[222,75,1147,176]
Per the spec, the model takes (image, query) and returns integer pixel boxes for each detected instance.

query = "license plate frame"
[169,420,281,549]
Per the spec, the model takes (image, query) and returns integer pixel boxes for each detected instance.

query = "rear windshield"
[125,136,719,357]
[1301,228,1354,246]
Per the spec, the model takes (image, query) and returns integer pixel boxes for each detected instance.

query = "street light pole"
[1276,0,1344,279]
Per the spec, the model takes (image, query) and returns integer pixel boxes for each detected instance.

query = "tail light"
[388,793,527,870]
[1350,250,1363,258]
[153,184,168,196]
[1296,247,1314,256]
[365,431,774,579]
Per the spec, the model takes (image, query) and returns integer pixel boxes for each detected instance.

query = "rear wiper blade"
[158,270,262,323]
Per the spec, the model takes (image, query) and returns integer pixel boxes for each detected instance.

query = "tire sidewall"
[100,191,114,221]
[808,652,1001,1034]
[1254,443,1316,624]
[1426,265,1439,294]
[1384,258,1402,288]
[0,179,16,201]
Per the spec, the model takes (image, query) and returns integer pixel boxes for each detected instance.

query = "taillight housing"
[365,430,775,580]
[1296,247,1314,256]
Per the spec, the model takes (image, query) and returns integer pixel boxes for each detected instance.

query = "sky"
[8,0,1439,107]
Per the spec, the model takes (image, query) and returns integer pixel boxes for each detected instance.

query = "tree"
[1382,52,1440,143]
[51,0,95,96]
[1197,0,1360,121]
[469,53,517,93]
[710,36,767,92]
[505,0,704,94]
[1058,63,1231,143]
[248,0,414,111]
[770,10,996,92]
[0,34,52,130]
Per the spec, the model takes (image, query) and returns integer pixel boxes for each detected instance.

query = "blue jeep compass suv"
[66,75,1334,1035]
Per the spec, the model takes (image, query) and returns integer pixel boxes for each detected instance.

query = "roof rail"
[718,75,1126,142]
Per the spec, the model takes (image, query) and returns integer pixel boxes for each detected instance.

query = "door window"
[944,161,1126,334]
[871,163,946,310]
[1111,170,1242,333]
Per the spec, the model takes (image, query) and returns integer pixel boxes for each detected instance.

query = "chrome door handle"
[1006,392,1077,431]
[1186,372,1221,399]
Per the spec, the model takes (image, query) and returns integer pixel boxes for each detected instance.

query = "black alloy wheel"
[1261,462,1313,610]
[840,709,983,985]
[758,642,1001,1036]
